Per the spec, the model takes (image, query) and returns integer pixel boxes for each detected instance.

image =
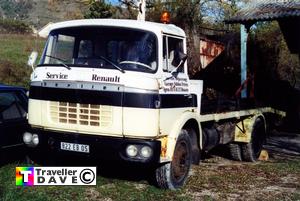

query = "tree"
[116,0,244,75]
[0,0,33,20]
[84,0,114,19]
[250,21,300,87]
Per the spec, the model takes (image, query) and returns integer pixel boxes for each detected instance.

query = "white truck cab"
[25,19,284,189]
[26,19,202,189]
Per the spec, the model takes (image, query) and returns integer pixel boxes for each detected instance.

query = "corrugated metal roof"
[227,0,300,24]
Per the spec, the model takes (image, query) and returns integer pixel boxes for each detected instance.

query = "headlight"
[126,145,138,157]
[140,146,153,158]
[32,134,39,146]
[23,132,32,144]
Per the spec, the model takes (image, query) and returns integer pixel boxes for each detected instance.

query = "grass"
[186,157,300,200]
[0,34,44,65]
[0,158,299,201]
[0,34,44,87]
[258,159,300,174]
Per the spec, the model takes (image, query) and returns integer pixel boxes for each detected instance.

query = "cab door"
[159,35,194,134]
[160,35,191,103]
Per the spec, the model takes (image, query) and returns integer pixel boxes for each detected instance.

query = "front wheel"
[155,129,192,189]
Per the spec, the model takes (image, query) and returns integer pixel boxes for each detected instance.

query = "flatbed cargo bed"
[199,107,286,122]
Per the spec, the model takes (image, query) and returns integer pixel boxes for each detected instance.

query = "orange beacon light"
[160,11,170,24]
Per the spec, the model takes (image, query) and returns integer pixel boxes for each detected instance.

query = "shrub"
[0,59,31,88]
[0,19,31,34]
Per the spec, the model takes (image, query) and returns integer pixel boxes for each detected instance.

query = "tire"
[186,128,201,165]
[155,129,192,189]
[228,143,242,161]
[241,118,266,162]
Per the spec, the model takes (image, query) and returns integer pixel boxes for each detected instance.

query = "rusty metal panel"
[199,39,224,69]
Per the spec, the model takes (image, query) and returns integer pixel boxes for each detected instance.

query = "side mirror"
[171,51,187,68]
[164,52,187,81]
[27,51,38,70]
[178,52,187,64]
[170,52,187,76]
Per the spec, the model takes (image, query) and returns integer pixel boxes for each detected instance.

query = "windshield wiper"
[45,55,71,70]
[99,56,125,73]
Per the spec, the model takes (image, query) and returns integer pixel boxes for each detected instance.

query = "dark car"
[0,84,28,164]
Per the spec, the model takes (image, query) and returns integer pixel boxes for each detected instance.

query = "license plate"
[60,142,90,153]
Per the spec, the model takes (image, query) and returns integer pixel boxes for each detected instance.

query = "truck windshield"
[39,26,158,73]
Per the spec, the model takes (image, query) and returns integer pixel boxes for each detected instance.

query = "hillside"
[0,34,44,87]
[28,0,87,28]
[0,0,87,28]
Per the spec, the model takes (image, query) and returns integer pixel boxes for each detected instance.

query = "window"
[48,35,75,64]
[0,92,26,121]
[39,27,158,73]
[163,36,184,73]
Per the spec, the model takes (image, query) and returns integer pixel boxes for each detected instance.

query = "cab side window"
[163,36,184,73]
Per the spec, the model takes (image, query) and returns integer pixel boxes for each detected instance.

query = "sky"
[107,0,121,5]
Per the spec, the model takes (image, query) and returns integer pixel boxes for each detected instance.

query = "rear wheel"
[241,118,266,162]
[228,143,242,161]
[155,129,192,189]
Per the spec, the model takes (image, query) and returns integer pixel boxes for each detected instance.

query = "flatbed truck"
[24,19,285,189]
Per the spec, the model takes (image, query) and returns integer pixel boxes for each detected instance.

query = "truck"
[24,18,285,189]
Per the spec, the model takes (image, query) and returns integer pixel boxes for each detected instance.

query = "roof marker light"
[160,11,170,24]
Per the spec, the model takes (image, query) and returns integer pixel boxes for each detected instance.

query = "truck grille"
[50,102,112,127]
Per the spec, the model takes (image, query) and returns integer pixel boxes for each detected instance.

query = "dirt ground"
[186,132,300,201]
[2,131,299,201]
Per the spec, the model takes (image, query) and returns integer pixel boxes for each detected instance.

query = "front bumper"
[27,129,161,164]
